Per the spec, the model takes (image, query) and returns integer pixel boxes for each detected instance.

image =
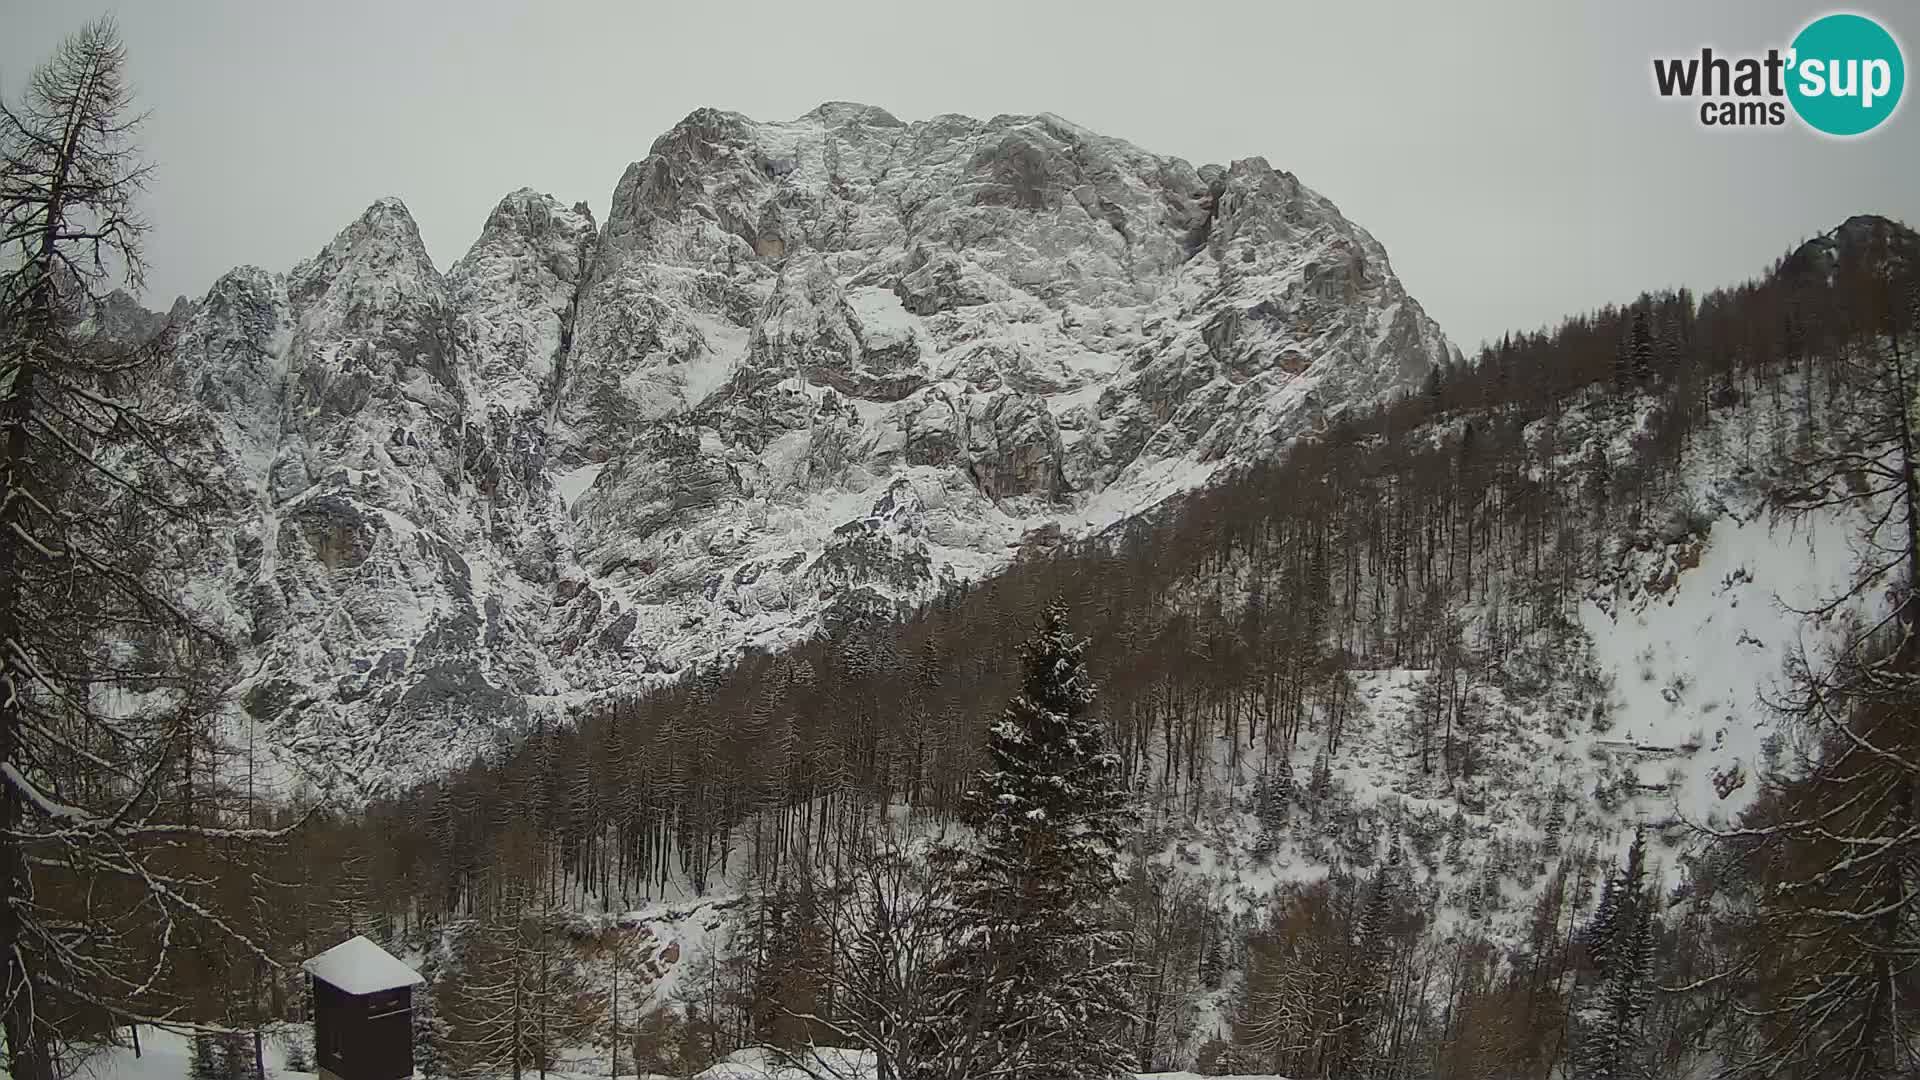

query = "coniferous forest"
[6,17,1920,1080]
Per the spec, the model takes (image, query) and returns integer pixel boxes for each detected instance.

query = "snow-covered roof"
[301,935,424,995]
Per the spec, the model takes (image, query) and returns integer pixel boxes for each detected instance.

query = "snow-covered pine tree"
[1575,828,1654,1080]
[413,947,450,1078]
[282,1030,310,1073]
[920,601,1137,1080]
[1308,750,1333,821]
[1630,306,1656,383]
[1249,761,1290,863]
[1253,758,1290,836]
[189,1034,222,1080]
[1585,868,1620,970]
[214,1031,252,1080]
[1274,753,1296,809]
[1332,839,1402,1076]
[1546,784,1569,852]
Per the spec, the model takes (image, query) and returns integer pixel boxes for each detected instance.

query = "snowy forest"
[7,18,1920,1080]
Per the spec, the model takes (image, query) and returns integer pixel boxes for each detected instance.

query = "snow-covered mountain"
[158,104,1456,794]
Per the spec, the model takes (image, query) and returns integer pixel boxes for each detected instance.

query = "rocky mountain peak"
[451,188,598,417]
[1780,212,1918,283]
[154,104,1458,795]
[801,101,906,129]
[287,196,439,313]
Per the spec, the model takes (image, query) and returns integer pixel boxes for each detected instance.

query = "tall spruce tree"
[189,1034,222,1080]
[1576,828,1655,1080]
[1630,307,1657,382]
[921,601,1136,1080]
[413,947,449,1079]
[1332,839,1402,1078]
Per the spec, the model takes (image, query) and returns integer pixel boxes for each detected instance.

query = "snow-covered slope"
[1116,375,1896,995]
[152,104,1455,793]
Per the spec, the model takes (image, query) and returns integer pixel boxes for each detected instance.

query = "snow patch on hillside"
[67,1024,314,1080]
[559,462,608,508]
[1580,505,1870,829]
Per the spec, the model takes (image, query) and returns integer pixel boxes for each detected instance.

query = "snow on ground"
[1074,455,1226,536]
[65,1023,313,1080]
[60,1028,1299,1080]
[558,461,609,509]
[677,1049,1300,1080]
[842,285,919,355]
[681,1048,1297,1080]
[1579,503,1873,830]
[683,312,751,408]
[1140,1074,1292,1080]
[63,1019,1304,1080]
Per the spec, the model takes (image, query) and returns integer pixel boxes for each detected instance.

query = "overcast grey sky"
[2,0,1915,350]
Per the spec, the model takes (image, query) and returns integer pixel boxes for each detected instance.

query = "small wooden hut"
[301,935,424,1080]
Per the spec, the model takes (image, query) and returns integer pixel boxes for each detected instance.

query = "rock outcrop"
[152,104,1456,793]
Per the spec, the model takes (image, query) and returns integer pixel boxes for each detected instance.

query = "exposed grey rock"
[962,390,1065,500]
[283,494,380,571]
[147,104,1454,794]
[449,188,597,419]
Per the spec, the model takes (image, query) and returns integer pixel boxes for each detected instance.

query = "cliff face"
[158,104,1455,794]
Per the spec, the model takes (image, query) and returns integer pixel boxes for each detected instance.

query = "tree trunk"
[0,349,51,1080]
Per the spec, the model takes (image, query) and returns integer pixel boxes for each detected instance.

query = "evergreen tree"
[1546,784,1569,851]
[414,948,450,1079]
[1613,324,1634,393]
[750,874,829,1048]
[1424,363,1446,412]
[1630,307,1656,382]
[1446,811,1469,874]
[283,1032,310,1073]
[214,1031,252,1080]
[1585,872,1621,972]
[1576,828,1655,1080]
[189,1034,222,1080]
[1333,840,1402,1077]
[921,601,1137,1080]
[1253,758,1291,834]
[1308,750,1333,820]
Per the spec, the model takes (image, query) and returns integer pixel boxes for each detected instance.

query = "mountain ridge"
[136,102,1458,795]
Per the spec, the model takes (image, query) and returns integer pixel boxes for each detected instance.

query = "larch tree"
[762,823,951,1080]
[0,17,295,1076]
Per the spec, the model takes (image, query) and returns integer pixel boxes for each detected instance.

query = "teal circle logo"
[1787,13,1905,136]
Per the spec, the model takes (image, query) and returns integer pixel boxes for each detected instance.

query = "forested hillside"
[116,213,1903,1080]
